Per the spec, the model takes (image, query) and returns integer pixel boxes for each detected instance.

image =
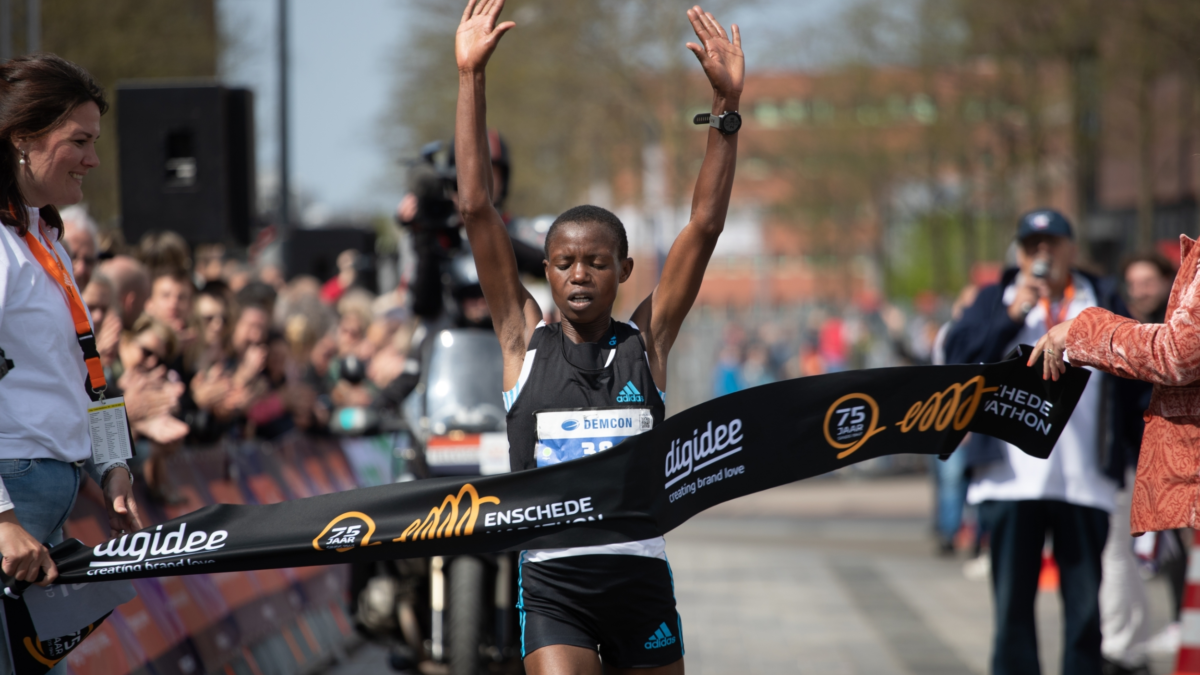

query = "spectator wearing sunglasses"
[115,314,187,501]
[184,283,236,443]
[113,315,187,445]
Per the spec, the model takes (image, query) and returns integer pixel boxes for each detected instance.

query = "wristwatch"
[693,111,742,135]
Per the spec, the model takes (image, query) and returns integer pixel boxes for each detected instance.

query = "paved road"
[326,477,1178,675]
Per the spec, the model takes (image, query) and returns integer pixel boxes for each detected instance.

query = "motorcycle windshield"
[426,329,506,434]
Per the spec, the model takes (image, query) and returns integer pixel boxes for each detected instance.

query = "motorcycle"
[340,327,521,675]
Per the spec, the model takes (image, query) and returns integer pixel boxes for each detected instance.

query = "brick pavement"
[669,477,1176,675]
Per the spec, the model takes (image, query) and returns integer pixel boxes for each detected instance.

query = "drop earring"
[18,151,25,166]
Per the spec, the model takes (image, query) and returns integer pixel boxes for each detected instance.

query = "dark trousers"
[979,499,1109,675]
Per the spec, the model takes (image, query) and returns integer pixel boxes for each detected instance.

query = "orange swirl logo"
[394,483,500,543]
[824,393,887,459]
[896,375,997,434]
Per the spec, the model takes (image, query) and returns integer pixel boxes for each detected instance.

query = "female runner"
[455,1,742,672]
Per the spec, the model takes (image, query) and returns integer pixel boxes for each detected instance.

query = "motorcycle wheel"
[449,556,485,675]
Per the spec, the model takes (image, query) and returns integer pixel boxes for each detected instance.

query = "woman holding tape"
[1031,236,1200,536]
[456,1,742,672]
[0,54,142,614]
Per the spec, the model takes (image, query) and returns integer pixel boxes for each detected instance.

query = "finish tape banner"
[51,347,1087,583]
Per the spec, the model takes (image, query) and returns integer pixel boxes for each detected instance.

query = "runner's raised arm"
[454,0,540,387]
[631,7,743,388]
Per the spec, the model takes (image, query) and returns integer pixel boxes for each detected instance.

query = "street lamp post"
[0,0,11,60]
[25,0,36,53]
[277,0,290,232]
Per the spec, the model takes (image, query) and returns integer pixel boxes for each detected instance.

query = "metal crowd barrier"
[61,434,371,675]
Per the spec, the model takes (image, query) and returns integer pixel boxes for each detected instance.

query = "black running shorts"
[517,554,684,668]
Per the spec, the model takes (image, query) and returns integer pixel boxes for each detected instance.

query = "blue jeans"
[0,459,81,675]
[935,449,968,540]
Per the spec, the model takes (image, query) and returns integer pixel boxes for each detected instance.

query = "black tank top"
[505,320,665,472]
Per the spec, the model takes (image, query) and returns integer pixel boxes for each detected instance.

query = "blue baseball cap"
[1016,209,1074,241]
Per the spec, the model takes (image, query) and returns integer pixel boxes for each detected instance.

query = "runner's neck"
[560,315,613,344]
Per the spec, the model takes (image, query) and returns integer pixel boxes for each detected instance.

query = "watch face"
[721,112,742,134]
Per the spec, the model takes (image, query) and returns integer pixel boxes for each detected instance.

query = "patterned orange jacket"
[1067,235,1200,534]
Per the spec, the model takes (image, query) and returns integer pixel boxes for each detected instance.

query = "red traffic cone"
[1038,547,1059,592]
[1173,544,1200,673]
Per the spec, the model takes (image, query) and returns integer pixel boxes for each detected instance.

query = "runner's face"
[544,222,632,326]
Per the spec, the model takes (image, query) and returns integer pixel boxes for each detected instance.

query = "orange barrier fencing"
[62,434,369,675]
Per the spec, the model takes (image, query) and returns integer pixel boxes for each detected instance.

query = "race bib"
[534,408,653,468]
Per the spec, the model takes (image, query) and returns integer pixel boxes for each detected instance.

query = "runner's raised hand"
[685,6,744,101]
[456,0,516,73]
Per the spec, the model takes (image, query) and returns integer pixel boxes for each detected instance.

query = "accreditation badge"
[534,408,653,467]
[87,397,134,463]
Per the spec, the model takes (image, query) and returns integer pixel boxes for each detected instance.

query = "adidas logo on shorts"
[616,381,644,403]
[644,622,677,650]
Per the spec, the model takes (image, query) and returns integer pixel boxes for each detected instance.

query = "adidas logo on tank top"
[616,380,644,403]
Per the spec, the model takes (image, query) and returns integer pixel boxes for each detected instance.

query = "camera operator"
[369,131,543,416]
[396,129,543,322]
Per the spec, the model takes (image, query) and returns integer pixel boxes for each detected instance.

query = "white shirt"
[0,209,95,510]
[966,273,1117,513]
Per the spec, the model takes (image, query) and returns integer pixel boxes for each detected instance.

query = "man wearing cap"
[944,209,1145,675]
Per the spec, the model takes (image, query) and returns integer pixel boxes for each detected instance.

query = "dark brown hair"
[1120,251,1177,283]
[0,54,107,237]
[149,265,194,291]
[138,230,192,273]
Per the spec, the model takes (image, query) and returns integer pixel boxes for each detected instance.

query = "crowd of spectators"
[708,298,942,398]
[59,207,412,503]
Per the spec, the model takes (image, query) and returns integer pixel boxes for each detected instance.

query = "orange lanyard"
[1039,278,1075,330]
[21,224,107,395]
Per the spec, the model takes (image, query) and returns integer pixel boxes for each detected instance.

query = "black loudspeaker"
[117,82,256,247]
[284,227,378,294]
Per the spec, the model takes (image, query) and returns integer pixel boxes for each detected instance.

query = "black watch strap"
[692,111,741,135]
